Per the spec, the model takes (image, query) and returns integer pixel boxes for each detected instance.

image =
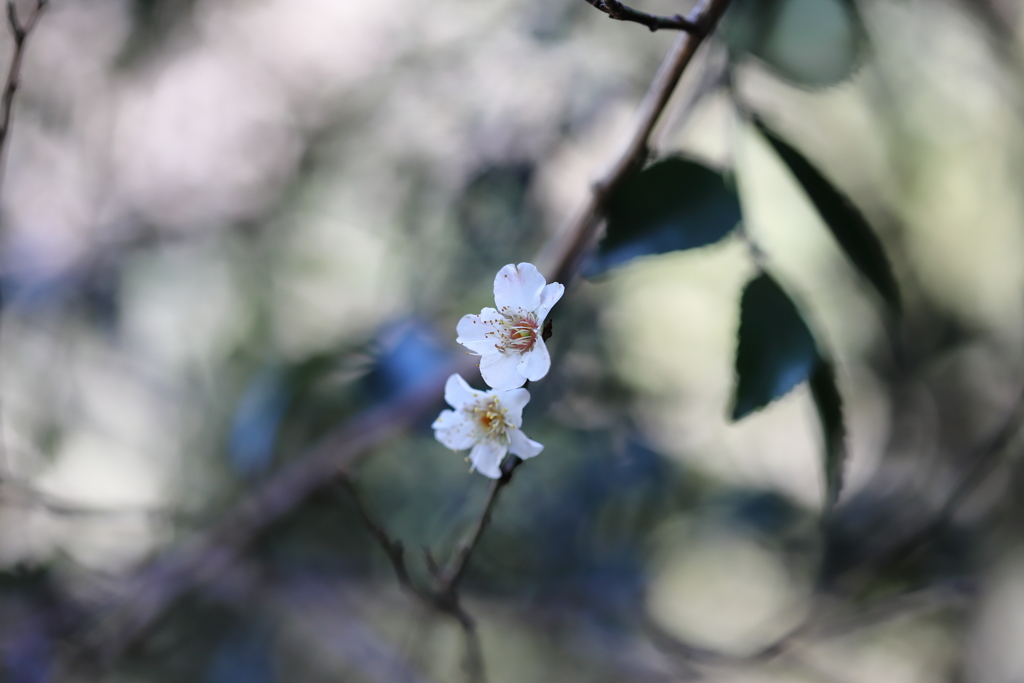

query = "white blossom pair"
[433,263,564,478]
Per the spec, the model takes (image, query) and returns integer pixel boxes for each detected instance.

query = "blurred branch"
[0,478,170,518]
[646,582,971,677]
[541,0,733,284]
[0,0,45,182]
[0,0,46,477]
[59,367,470,667]
[850,387,1024,583]
[60,0,733,668]
[339,476,486,683]
[580,0,701,32]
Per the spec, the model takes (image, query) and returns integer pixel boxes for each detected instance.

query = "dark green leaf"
[732,273,849,510]
[754,117,901,313]
[587,156,741,275]
[721,0,867,88]
[731,273,818,420]
[810,358,847,508]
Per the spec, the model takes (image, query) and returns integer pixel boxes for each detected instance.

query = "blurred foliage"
[721,0,867,87]
[754,116,901,313]
[0,0,1023,681]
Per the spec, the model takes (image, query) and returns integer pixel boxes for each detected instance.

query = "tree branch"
[435,456,520,598]
[540,0,733,285]
[0,0,46,477]
[0,0,45,179]
[580,0,702,33]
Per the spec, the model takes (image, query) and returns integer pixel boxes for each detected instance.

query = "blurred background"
[0,0,1023,681]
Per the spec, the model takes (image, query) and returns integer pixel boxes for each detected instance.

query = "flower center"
[496,312,539,353]
[469,397,510,441]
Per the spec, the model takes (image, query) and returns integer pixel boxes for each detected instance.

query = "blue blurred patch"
[362,319,450,403]
[229,368,291,477]
[3,628,51,683]
[206,626,275,683]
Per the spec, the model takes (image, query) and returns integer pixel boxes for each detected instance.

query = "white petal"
[536,282,564,320]
[480,351,526,390]
[493,263,545,314]
[469,441,507,479]
[519,338,551,382]
[498,387,530,428]
[456,312,501,355]
[478,307,504,325]
[433,410,478,450]
[508,428,544,459]
[444,373,482,410]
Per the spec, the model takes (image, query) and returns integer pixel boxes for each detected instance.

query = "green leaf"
[754,117,901,314]
[731,273,818,420]
[587,157,741,275]
[732,273,848,509]
[809,358,846,508]
[721,0,866,88]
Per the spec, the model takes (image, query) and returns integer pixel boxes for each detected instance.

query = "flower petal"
[508,428,543,459]
[493,263,545,314]
[469,441,507,479]
[519,338,551,382]
[444,373,483,410]
[498,387,530,428]
[432,410,478,450]
[536,282,564,321]
[480,351,526,390]
[456,311,501,356]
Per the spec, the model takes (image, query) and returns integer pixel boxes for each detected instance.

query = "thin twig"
[0,0,46,477]
[436,456,520,598]
[0,0,45,191]
[540,0,733,285]
[581,0,701,33]
[340,477,418,594]
[338,476,486,683]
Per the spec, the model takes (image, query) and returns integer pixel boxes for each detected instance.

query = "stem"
[542,0,734,285]
[436,456,520,597]
[580,0,702,33]
[0,0,46,478]
[0,0,45,193]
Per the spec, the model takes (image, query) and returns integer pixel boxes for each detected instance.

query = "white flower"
[456,262,564,390]
[432,373,544,478]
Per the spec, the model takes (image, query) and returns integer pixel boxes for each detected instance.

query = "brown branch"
[0,0,46,478]
[340,477,418,593]
[435,456,521,598]
[581,0,702,33]
[540,0,733,285]
[0,0,45,184]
